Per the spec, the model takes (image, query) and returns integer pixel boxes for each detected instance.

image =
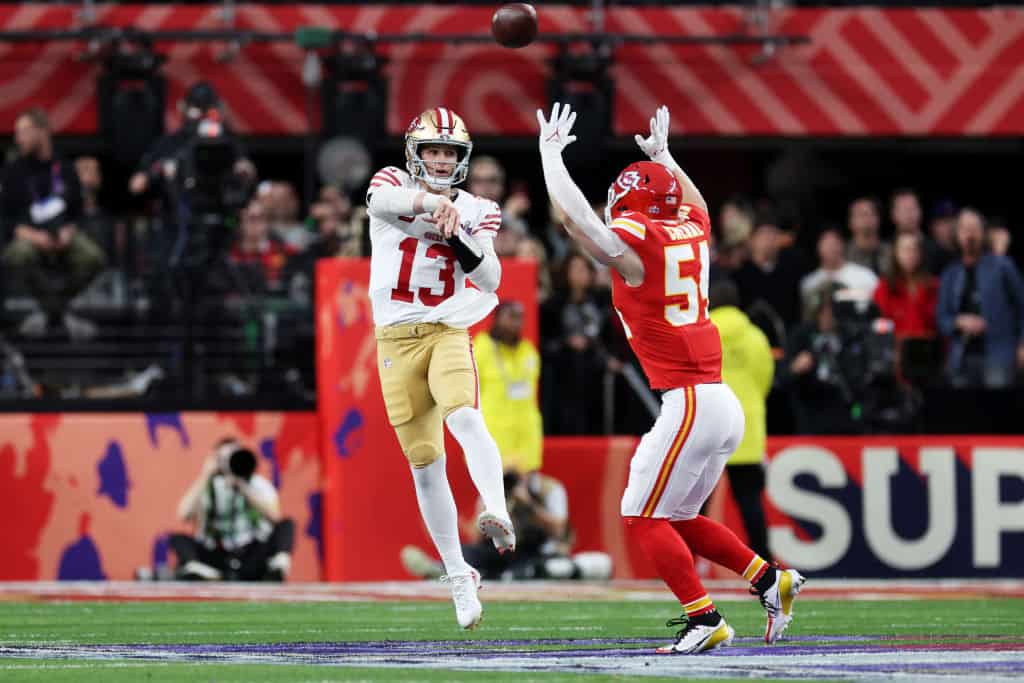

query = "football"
[491,3,538,49]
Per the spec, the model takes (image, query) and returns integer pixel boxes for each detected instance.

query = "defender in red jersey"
[538,103,805,654]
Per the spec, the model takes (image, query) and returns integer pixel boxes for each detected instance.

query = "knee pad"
[406,442,442,468]
[444,405,483,434]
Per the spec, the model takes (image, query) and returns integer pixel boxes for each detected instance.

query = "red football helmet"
[605,161,682,224]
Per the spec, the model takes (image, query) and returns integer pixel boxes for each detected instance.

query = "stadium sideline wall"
[0,5,1022,136]
[2,416,1022,581]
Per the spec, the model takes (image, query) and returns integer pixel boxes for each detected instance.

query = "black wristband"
[445,232,484,273]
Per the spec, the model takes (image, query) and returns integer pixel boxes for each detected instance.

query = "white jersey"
[367,166,502,328]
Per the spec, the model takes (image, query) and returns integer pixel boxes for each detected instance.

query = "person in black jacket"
[1,108,105,339]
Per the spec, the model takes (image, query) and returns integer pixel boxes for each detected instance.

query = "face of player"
[894,233,922,276]
[420,144,459,180]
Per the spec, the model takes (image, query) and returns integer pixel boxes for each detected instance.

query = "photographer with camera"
[401,467,612,582]
[1,108,106,339]
[170,438,294,581]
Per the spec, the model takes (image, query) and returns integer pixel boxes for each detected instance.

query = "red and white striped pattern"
[1,5,1024,136]
[369,166,404,190]
[433,107,455,136]
[474,204,502,235]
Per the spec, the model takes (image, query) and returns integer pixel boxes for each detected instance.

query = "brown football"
[492,3,538,49]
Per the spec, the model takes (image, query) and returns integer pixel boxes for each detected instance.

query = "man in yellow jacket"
[473,301,543,473]
[709,279,775,561]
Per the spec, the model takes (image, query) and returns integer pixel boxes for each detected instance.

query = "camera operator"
[129,82,256,301]
[170,439,294,581]
[129,81,254,201]
[783,281,912,434]
[401,467,612,581]
[782,283,863,435]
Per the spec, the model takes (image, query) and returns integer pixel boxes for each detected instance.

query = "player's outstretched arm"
[536,103,644,285]
[635,106,707,213]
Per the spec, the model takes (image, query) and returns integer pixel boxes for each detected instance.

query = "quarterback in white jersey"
[364,107,515,631]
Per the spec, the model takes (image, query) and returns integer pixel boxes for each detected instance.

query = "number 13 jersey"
[366,166,502,328]
[608,205,722,390]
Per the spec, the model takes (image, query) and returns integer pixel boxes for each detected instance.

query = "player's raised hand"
[536,102,578,155]
[635,105,670,159]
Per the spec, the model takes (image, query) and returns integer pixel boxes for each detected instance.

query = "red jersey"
[609,205,722,390]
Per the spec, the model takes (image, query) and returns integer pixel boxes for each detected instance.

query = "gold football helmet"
[404,107,473,189]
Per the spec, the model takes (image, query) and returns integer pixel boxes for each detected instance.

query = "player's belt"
[375,322,452,340]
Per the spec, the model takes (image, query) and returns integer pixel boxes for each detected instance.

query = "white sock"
[410,456,470,576]
[445,406,509,518]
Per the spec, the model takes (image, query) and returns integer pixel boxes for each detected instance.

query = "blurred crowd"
[2,87,1023,435]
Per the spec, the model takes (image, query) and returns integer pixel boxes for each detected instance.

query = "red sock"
[625,516,715,616]
[672,516,769,585]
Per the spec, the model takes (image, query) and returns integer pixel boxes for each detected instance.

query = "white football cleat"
[656,614,734,654]
[477,511,516,554]
[759,568,806,644]
[442,568,483,630]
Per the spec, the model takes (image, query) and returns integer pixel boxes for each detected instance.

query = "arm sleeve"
[366,185,441,223]
[461,230,501,293]
[751,327,775,398]
[539,150,626,258]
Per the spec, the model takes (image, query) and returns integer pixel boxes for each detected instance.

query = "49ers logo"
[406,116,425,134]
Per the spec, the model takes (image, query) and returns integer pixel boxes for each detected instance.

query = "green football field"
[1,593,1023,682]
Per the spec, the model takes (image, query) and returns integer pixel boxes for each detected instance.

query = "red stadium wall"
[0,412,322,581]
[1,4,1023,136]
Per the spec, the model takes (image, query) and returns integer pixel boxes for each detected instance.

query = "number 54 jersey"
[609,206,722,390]
[366,166,502,328]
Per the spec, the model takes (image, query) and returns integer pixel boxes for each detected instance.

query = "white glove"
[634,105,670,161]
[536,102,578,156]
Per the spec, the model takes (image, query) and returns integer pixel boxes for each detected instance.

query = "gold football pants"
[375,322,478,467]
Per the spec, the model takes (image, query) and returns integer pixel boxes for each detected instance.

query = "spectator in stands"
[468,155,530,235]
[75,156,118,266]
[473,301,543,473]
[937,207,1024,388]
[987,216,1011,258]
[873,232,938,341]
[259,181,313,252]
[709,280,774,561]
[929,199,958,273]
[845,196,890,275]
[401,467,611,581]
[782,283,860,434]
[800,228,878,311]
[171,438,294,581]
[714,196,753,275]
[541,252,611,434]
[515,237,553,305]
[229,201,295,294]
[732,214,806,331]
[1,108,106,340]
[890,188,945,275]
